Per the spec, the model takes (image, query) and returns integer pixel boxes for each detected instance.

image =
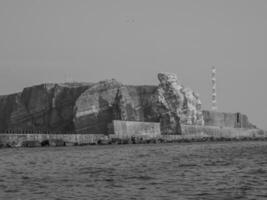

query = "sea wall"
[181,125,266,138]
[0,133,107,147]
[159,125,267,143]
[1,125,266,148]
[109,120,161,138]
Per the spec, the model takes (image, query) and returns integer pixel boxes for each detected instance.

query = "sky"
[0,0,266,129]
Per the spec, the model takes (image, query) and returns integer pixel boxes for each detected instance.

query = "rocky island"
[0,73,266,147]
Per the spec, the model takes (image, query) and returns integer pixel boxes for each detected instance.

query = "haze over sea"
[1,141,267,200]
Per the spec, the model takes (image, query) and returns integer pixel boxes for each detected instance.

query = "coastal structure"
[0,72,263,147]
[108,120,161,138]
[202,110,256,129]
[211,66,218,111]
[0,73,205,135]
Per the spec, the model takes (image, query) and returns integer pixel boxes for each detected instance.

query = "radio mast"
[211,66,218,111]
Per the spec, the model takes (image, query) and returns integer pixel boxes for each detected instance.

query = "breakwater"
[0,125,266,148]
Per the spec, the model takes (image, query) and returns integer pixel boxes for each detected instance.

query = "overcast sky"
[0,0,266,129]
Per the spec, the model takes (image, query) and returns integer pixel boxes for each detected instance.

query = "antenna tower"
[211,66,218,111]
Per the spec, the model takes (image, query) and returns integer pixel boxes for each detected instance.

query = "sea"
[0,141,267,200]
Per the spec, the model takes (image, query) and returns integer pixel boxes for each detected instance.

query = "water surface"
[0,141,267,200]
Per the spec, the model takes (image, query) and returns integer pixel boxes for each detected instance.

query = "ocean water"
[0,141,267,200]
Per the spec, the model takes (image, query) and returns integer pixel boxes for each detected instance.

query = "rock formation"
[156,73,204,126]
[112,85,158,122]
[1,72,256,136]
[155,73,204,134]
[73,72,204,135]
[73,79,159,134]
[0,83,91,132]
[73,79,123,134]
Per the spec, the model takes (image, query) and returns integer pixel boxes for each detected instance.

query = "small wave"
[138,187,146,190]
[248,168,267,174]
[179,163,198,167]
[204,161,231,167]
[137,153,150,158]
[104,178,114,182]
[4,189,19,193]
[0,185,7,190]
[21,176,30,180]
[127,175,155,181]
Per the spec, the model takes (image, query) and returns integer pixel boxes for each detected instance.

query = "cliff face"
[73,73,203,135]
[73,79,159,134]
[0,94,18,131]
[73,79,123,134]
[0,73,206,135]
[0,83,91,132]
[113,85,158,122]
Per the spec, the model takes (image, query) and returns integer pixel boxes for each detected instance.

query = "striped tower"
[211,66,218,111]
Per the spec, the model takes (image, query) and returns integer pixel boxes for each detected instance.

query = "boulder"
[49,139,65,147]
[41,140,50,146]
[21,140,41,147]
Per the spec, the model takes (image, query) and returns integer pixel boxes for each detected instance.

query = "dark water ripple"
[0,141,267,200]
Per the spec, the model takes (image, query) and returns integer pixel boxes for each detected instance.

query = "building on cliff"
[0,73,256,135]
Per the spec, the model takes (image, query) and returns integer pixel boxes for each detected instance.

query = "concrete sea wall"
[160,126,267,143]
[181,125,265,137]
[0,125,267,148]
[0,133,107,147]
[109,120,161,138]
